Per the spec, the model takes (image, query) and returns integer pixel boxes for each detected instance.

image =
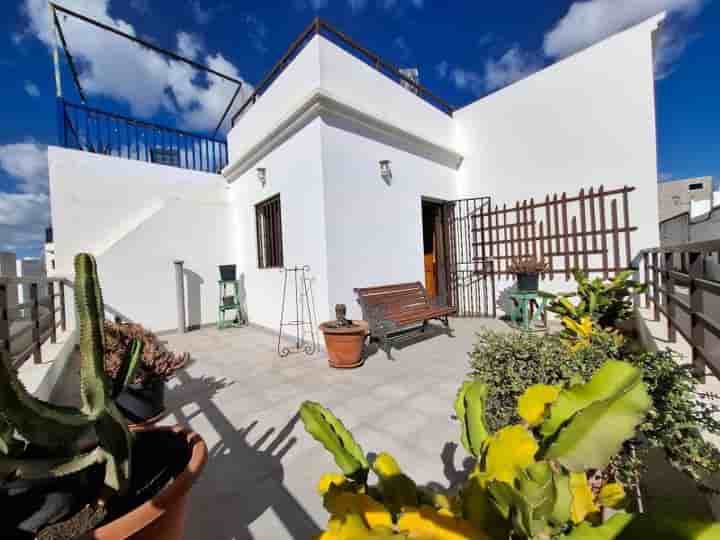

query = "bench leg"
[421,321,427,333]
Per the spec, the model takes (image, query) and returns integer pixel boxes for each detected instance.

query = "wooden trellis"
[474,186,637,280]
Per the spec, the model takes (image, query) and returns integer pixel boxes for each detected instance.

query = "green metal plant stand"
[509,291,548,331]
[218,280,245,330]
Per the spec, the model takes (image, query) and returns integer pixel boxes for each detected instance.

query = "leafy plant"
[300,361,717,539]
[559,316,625,354]
[508,256,549,274]
[623,349,720,491]
[0,253,136,495]
[468,330,609,431]
[104,320,188,385]
[541,270,646,328]
[470,329,720,498]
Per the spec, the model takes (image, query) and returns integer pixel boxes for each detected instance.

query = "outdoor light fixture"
[379,160,392,184]
[257,167,267,187]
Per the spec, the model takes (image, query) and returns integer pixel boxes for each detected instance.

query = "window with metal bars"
[255,194,283,269]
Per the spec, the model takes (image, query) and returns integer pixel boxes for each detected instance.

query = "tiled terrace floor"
[158,318,509,540]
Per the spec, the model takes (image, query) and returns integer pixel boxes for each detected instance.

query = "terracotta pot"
[319,320,369,369]
[86,426,208,540]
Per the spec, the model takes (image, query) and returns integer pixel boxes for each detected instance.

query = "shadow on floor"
[166,369,321,539]
[364,323,454,361]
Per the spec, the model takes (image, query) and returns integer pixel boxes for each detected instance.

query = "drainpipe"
[174,260,186,333]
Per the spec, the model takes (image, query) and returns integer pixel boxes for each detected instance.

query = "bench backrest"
[354,282,430,319]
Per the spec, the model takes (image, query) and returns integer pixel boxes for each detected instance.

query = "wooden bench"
[354,282,456,357]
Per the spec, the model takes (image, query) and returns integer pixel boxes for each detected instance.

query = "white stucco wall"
[48,147,232,331]
[455,15,663,294]
[228,118,330,331]
[227,37,321,162]
[320,118,459,320]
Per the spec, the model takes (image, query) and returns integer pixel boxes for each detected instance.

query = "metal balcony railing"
[58,99,229,173]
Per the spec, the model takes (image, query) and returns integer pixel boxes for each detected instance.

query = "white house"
[48,14,664,334]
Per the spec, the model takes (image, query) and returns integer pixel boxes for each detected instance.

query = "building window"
[255,194,283,269]
[688,183,704,191]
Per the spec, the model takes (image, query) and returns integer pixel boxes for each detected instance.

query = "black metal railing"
[231,18,455,125]
[0,277,67,369]
[641,240,720,378]
[59,99,229,173]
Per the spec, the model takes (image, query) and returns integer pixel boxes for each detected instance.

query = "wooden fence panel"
[476,186,637,280]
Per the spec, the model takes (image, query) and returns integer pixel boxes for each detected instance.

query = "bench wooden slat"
[355,281,455,357]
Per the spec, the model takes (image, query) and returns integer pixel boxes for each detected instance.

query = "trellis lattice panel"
[476,186,637,281]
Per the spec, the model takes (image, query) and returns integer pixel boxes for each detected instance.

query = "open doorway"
[421,198,447,300]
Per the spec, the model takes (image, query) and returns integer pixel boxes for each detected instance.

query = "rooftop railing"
[231,18,455,125]
[640,239,720,378]
[59,99,229,174]
[0,277,67,369]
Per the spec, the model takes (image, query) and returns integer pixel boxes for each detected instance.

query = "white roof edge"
[222,89,464,183]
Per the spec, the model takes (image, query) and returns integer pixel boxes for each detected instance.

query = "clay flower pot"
[319,320,369,369]
[87,426,208,540]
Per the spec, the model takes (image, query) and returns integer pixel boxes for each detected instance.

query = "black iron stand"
[278,265,317,357]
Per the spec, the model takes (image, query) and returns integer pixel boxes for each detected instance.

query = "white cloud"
[348,0,368,13]
[190,1,212,25]
[450,68,484,96]
[244,15,268,54]
[393,36,411,59]
[24,81,40,97]
[0,141,50,252]
[435,60,449,79]
[177,32,203,61]
[0,141,49,195]
[21,0,253,133]
[382,0,423,9]
[129,0,150,14]
[543,0,702,59]
[484,47,542,92]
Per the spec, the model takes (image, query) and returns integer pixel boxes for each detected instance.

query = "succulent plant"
[104,320,188,386]
[0,253,138,495]
[507,256,549,274]
[296,361,720,539]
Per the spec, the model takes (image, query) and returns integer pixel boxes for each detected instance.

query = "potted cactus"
[299,360,719,539]
[104,320,189,426]
[508,256,549,293]
[0,254,207,539]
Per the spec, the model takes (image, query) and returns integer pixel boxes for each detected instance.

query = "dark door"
[443,197,495,317]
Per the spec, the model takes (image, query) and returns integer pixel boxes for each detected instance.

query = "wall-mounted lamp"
[379,160,392,185]
[257,167,267,187]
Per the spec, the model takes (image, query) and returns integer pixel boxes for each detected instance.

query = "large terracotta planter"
[86,426,208,540]
[319,320,369,369]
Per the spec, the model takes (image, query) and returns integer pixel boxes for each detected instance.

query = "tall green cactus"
[0,253,133,494]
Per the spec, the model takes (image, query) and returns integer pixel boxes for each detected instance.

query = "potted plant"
[104,321,189,427]
[0,253,207,539]
[318,304,368,369]
[507,256,548,292]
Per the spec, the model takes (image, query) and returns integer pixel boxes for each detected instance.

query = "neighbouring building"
[48,14,665,332]
[658,176,714,222]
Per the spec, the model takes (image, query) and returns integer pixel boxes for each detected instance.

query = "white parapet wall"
[48,148,234,332]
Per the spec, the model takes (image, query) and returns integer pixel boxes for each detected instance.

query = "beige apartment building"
[658,176,714,222]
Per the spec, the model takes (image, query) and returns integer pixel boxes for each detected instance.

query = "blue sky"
[0,0,718,258]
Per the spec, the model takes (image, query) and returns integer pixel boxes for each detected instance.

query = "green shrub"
[627,349,720,489]
[468,330,608,431]
[469,330,720,493]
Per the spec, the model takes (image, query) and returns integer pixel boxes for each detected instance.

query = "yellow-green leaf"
[318,473,346,496]
[570,472,598,524]
[454,381,490,457]
[518,384,562,427]
[485,425,538,484]
[598,483,626,509]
